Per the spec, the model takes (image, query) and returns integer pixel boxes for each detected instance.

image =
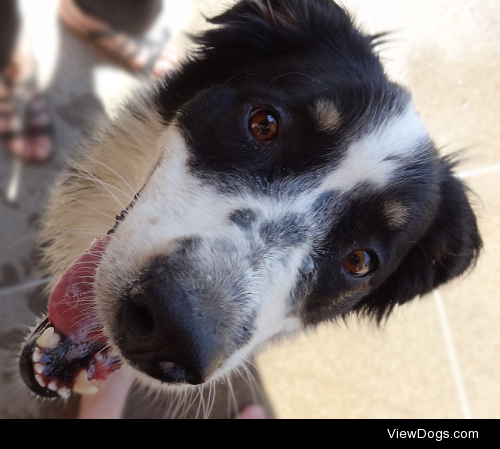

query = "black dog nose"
[116,278,226,386]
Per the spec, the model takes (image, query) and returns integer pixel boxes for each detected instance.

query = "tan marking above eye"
[249,109,279,142]
[313,99,341,132]
[385,201,409,228]
[343,250,375,277]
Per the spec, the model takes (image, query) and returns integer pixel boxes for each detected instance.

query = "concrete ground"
[0,0,499,419]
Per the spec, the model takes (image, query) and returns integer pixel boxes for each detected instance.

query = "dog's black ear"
[356,159,482,321]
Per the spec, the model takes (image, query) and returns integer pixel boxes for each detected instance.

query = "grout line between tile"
[456,164,500,180]
[0,278,53,297]
[433,289,472,420]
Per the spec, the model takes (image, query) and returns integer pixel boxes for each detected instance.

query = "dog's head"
[21,0,481,397]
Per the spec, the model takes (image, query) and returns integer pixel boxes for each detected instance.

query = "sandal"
[60,0,178,79]
[0,74,54,164]
[87,27,174,78]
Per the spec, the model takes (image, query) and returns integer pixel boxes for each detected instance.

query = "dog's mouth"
[20,237,121,399]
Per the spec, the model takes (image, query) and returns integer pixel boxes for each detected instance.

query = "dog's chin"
[130,363,231,393]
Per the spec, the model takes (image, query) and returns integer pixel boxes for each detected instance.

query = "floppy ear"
[356,159,483,321]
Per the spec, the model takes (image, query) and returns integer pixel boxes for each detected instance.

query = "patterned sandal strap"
[140,28,172,76]
[26,124,54,138]
[87,28,119,41]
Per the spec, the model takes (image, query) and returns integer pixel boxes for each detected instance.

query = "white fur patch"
[321,102,429,192]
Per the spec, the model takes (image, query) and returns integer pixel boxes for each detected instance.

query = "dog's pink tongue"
[48,236,111,342]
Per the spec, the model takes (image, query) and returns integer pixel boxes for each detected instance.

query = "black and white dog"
[21,0,481,400]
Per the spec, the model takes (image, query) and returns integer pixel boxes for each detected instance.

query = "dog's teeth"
[37,327,61,349]
[73,371,99,396]
[32,348,42,363]
[34,364,45,375]
[58,387,71,398]
[35,375,46,388]
[48,382,58,392]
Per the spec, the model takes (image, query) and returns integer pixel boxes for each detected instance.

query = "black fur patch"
[159,0,407,193]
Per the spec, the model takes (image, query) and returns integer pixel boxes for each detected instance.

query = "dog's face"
[21,0,481,397]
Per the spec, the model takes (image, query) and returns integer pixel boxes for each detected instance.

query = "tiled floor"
[1,0,498,419]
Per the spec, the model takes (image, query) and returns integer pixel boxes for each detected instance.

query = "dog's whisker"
[169,390,184,420]
[207,382,217,419]
[241,364,260,408]
[71,160,131,200]
[168,390,182,420]
[204,382,213,419]
[68,172,129,207]
[73,199,116,221]
[200,385,208,420]
[86,156,138,197]
[227,376,239,419]
[195,386,204,420]
[182,389,199,420]
[269,71,318,85]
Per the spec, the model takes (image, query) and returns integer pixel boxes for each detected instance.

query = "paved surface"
[1,0,499,419]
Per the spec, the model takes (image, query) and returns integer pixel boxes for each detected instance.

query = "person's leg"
[75,0,162,36]
[60,0,178,78]
[0,0,54,162]
[0,0,20,136]
[0,0,20,73]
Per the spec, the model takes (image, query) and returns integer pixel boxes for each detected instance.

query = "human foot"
[236,405,267,420]
[60,0,179,79]
[77,366,136,420]
[0,40,54,163]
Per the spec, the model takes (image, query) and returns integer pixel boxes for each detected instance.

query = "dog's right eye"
[248,109,279,143]
[343,250,376,278]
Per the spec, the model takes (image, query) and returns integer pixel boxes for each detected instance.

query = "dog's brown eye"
[249,109,279,142]
[343,251,375,277]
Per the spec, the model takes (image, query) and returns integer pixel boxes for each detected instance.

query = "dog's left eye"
[249,109,279,142]
[343,250,376,278]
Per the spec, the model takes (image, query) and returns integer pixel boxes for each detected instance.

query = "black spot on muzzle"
[260,214,307,247]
